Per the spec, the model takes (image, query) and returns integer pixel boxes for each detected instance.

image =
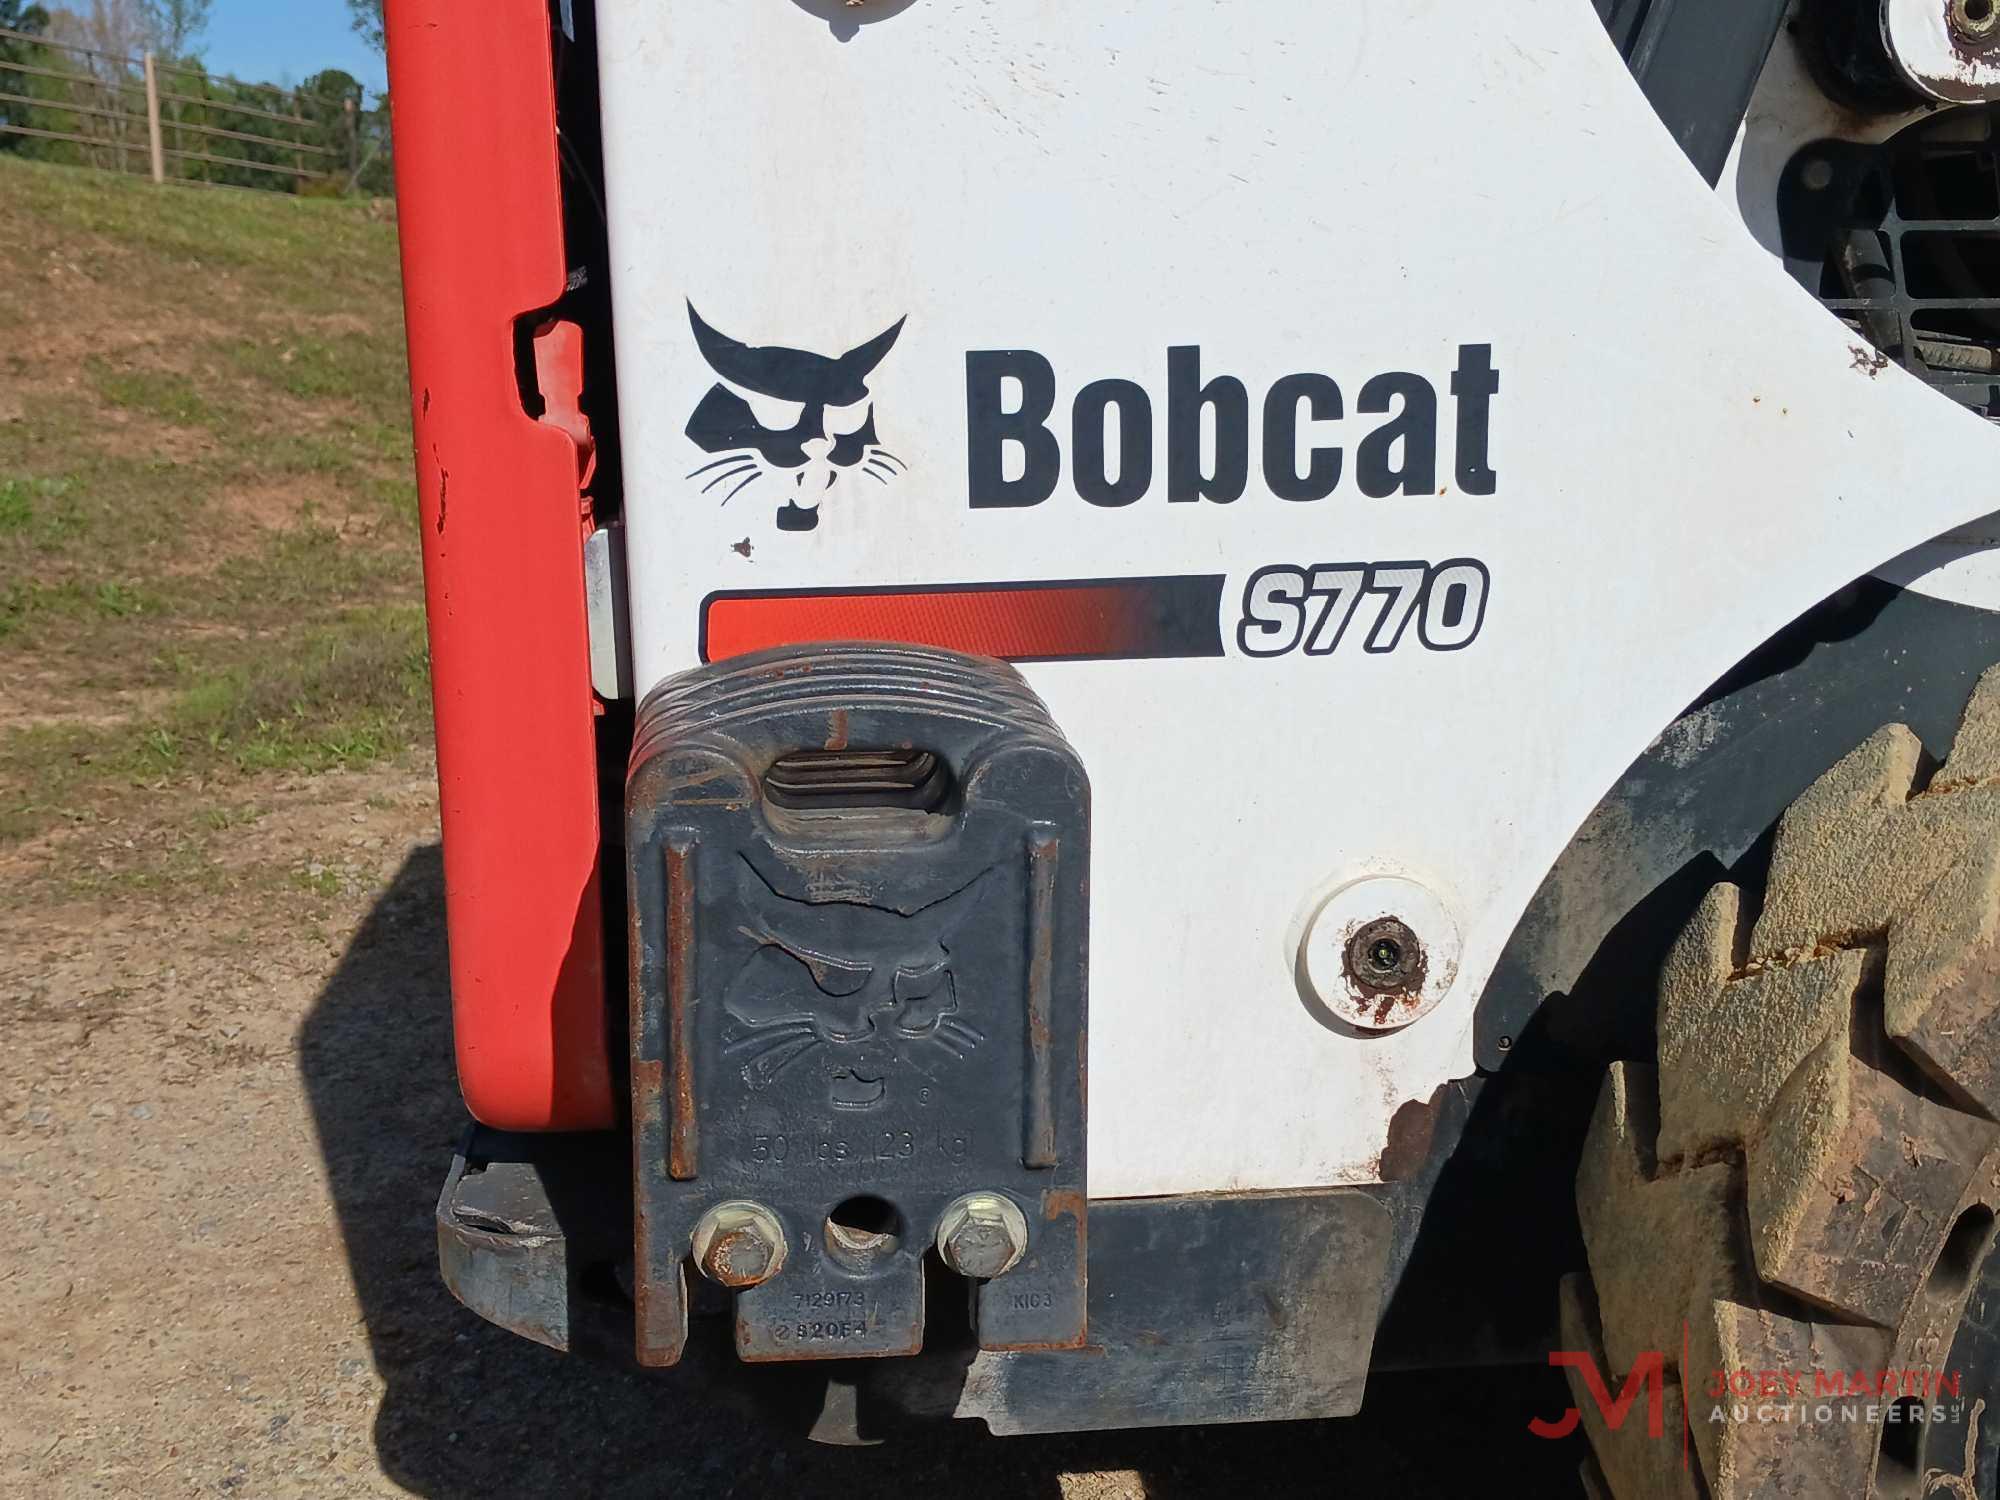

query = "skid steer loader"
[391,0,2000,1490]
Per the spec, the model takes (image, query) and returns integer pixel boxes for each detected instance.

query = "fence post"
[142,51,164,184]
[345,93,359,188]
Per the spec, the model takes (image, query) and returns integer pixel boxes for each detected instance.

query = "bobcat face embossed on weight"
[720,856,992,1111]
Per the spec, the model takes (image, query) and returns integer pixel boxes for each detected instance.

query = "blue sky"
[200,0,387,99]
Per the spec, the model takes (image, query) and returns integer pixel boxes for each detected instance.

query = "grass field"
[0,156,427,865]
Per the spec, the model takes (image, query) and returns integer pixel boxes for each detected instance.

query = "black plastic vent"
[1782,108,2000,418]
[762,748,953,813]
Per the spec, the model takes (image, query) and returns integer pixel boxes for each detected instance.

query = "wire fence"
[0,26,387,195]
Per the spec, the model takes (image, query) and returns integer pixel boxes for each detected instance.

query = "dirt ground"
[0,159,1586,1497]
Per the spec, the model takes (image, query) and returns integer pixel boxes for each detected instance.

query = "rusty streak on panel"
[666,835,700,1181]
[1023,828,1059,1169]
[1376,1083,1450,1183]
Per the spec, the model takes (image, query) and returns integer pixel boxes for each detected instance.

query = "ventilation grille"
[1787,107,2000,418]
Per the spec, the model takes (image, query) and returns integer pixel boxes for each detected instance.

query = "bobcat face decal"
[683,302,908,533]
[721,855,989,1110]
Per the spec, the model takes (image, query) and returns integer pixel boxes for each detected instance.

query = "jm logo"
[1530,1350,1668,1441]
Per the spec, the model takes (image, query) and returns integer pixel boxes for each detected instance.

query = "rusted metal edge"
[631,832,697,1366]
[630,1049,682,1367]
[435,1147,570,1353]
[1023,828,1059,1169]
[666,835,699,1180]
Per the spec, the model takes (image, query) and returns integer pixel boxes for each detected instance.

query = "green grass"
[0,153,426,853]
[0,156,405,318]
[0,478,34,531]
[0,577,162,642]
[161,604,430,773]
[0,605,428,841]
[215,523,412,608]
[92,364,218,427]
[220,330,408,405]
[0,475,81,539]
[291,865,344,899]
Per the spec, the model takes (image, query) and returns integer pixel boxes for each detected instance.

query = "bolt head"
[1345,916,1423,994]
[691,1201,788,1289]
[1954,0,2000,42]
[1299,875,1462,1033]
[936,1192,1029,1279]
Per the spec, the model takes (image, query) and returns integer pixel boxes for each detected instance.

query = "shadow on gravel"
[300,845,1585,1499]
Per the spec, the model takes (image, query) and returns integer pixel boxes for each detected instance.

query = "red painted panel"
[387,0,614,1129]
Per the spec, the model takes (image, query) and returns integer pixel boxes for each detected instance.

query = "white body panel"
[595,0,2000,1197]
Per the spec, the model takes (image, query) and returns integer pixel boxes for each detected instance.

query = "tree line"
[0,0,393,196]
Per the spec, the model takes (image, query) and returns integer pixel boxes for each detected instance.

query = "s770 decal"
[1237,559,1490,658]
[699,564,1488,665]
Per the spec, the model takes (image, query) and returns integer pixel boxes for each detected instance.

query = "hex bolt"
[1952,0,1999,43]
[935,1192,1030,1280]
[691,1200,788,1289]
[1344,915,1424,995]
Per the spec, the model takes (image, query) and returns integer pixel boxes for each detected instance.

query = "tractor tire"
[1571,666,2000,1500]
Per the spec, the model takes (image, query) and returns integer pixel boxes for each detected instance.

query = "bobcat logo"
[683,303,907,533]
[721,856,988,1110]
